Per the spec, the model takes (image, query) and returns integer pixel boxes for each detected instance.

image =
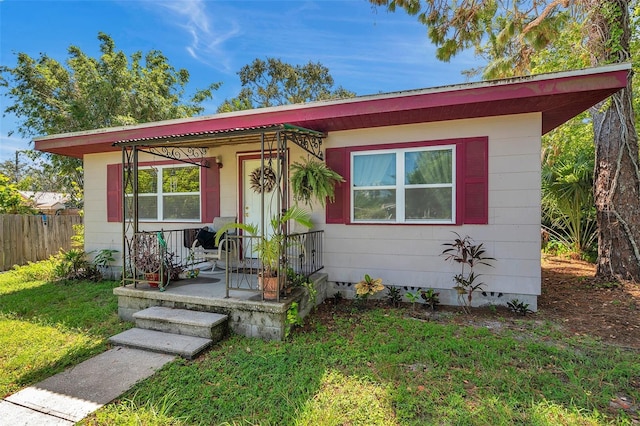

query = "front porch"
[114,269,329,341]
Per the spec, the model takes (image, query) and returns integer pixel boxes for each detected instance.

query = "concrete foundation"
[114,272,329,341]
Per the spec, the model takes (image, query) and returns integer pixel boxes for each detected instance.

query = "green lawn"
[0,263,130,397]
[1,263,638,425]
[87,306,639,426]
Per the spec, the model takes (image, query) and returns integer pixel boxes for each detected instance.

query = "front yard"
[1,257,638,425]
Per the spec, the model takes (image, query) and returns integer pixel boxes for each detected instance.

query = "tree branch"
[521,0,571,36]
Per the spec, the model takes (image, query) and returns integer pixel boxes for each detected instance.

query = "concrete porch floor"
[114,269,328,340]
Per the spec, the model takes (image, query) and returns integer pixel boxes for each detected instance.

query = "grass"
[86,307,639,425]
[0,261,130,397]
[2,260,638,425]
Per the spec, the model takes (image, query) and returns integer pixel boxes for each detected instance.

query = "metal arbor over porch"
[114,123,326,300]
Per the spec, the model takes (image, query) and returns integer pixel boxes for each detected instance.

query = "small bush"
[386,286,402,307]
[53,249,102,282]
[507,299,534,316]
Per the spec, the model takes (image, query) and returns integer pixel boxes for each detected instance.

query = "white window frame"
[133,164,202,222]
[350,144,456,224]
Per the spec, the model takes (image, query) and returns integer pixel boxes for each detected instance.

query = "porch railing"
[220,230,324,300]
[124,229,324,300]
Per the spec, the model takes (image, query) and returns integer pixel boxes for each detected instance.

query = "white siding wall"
[84,113,541,304]
[320,113,542,303]
[84,152,125,265]
[83,144,316,261]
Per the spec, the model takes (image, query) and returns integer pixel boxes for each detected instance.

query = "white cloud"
[141,0,241,74]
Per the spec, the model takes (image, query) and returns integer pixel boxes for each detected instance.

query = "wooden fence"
[0,214,83,271]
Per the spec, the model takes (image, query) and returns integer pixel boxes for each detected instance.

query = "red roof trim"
[35,65,630,158]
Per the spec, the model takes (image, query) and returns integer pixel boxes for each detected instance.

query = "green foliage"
[0,266,128,396]
[542,146,597,257]
[1,32,220,202]
[71,223,84,248]
[90,308,640,424]
[507,299,534,316]
[442,233,495,313]
[404,291,420,310]
[369,0,573,77]
[53,249,101,282]
[285,302,304,338]
[386,286,402,308]
[0,173,35,214]
[303,281,318,309]
[215,206,312,277]
[290,157,345,207]
[286,267,308,287]
[93,249,118,280]
[420,288,440,311]
[217,57,355,111]
[92,389,189,425]
[0,257,58,282]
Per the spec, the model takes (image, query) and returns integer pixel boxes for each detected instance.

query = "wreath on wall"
[249,166,277,193]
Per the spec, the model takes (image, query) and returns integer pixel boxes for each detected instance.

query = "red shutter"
[325,147,349,224]
[106,163,123,223]
[202,158,221,223]
[460,138,488,224]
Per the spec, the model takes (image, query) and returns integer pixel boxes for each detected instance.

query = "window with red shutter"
[105,158,220,223]
[324,137,488,225]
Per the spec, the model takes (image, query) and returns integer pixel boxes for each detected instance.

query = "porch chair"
[190,216,239,269]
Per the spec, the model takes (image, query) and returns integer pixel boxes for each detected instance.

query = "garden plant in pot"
[290,157,344,207]
[215,206,312,300]
[132,231,183,289]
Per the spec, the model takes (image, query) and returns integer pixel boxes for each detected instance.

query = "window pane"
[405,150,452,185]
[353,189,396,220]
[137,169,158,193]
[405,187,452,220]
[163,195,200,220]
[353,153,396,187]
[163,167,199,193]
[138,196,158,220]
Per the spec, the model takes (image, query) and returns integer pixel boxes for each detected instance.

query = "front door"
[241,157,280,258]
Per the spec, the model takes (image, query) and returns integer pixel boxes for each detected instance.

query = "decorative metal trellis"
[115,123,325,295]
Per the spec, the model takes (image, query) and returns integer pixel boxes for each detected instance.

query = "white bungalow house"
[34,64,630,320]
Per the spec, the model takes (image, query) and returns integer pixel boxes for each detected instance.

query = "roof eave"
[34,64,631,158]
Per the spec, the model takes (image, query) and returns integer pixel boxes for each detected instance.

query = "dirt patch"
[306,255,640,349]
[538,255,640,349]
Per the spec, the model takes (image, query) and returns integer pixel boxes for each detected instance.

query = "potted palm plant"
[215,206,312,300]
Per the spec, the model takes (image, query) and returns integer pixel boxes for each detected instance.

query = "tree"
[217,58,355,112]
[0,173,34,214]
[1,32,221,205]
[369,0,640,281]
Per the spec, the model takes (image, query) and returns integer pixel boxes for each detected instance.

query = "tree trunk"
[589,0,640,281]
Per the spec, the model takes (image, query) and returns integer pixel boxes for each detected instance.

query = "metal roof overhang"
[34,64,631,159]
[113,123,324,148]
[113,123,327,162]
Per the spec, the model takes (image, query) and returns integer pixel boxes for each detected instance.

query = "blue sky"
[0,0,481,163]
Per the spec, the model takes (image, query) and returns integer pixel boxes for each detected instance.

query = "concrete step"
[133,307,227,340]
[108,328,212,359]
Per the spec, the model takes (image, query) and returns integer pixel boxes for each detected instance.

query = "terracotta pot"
[145,272,164,288]
[258,275,282,300]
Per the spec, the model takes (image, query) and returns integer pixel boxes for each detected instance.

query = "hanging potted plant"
[290,157,344,207]
[215,206,312,300]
